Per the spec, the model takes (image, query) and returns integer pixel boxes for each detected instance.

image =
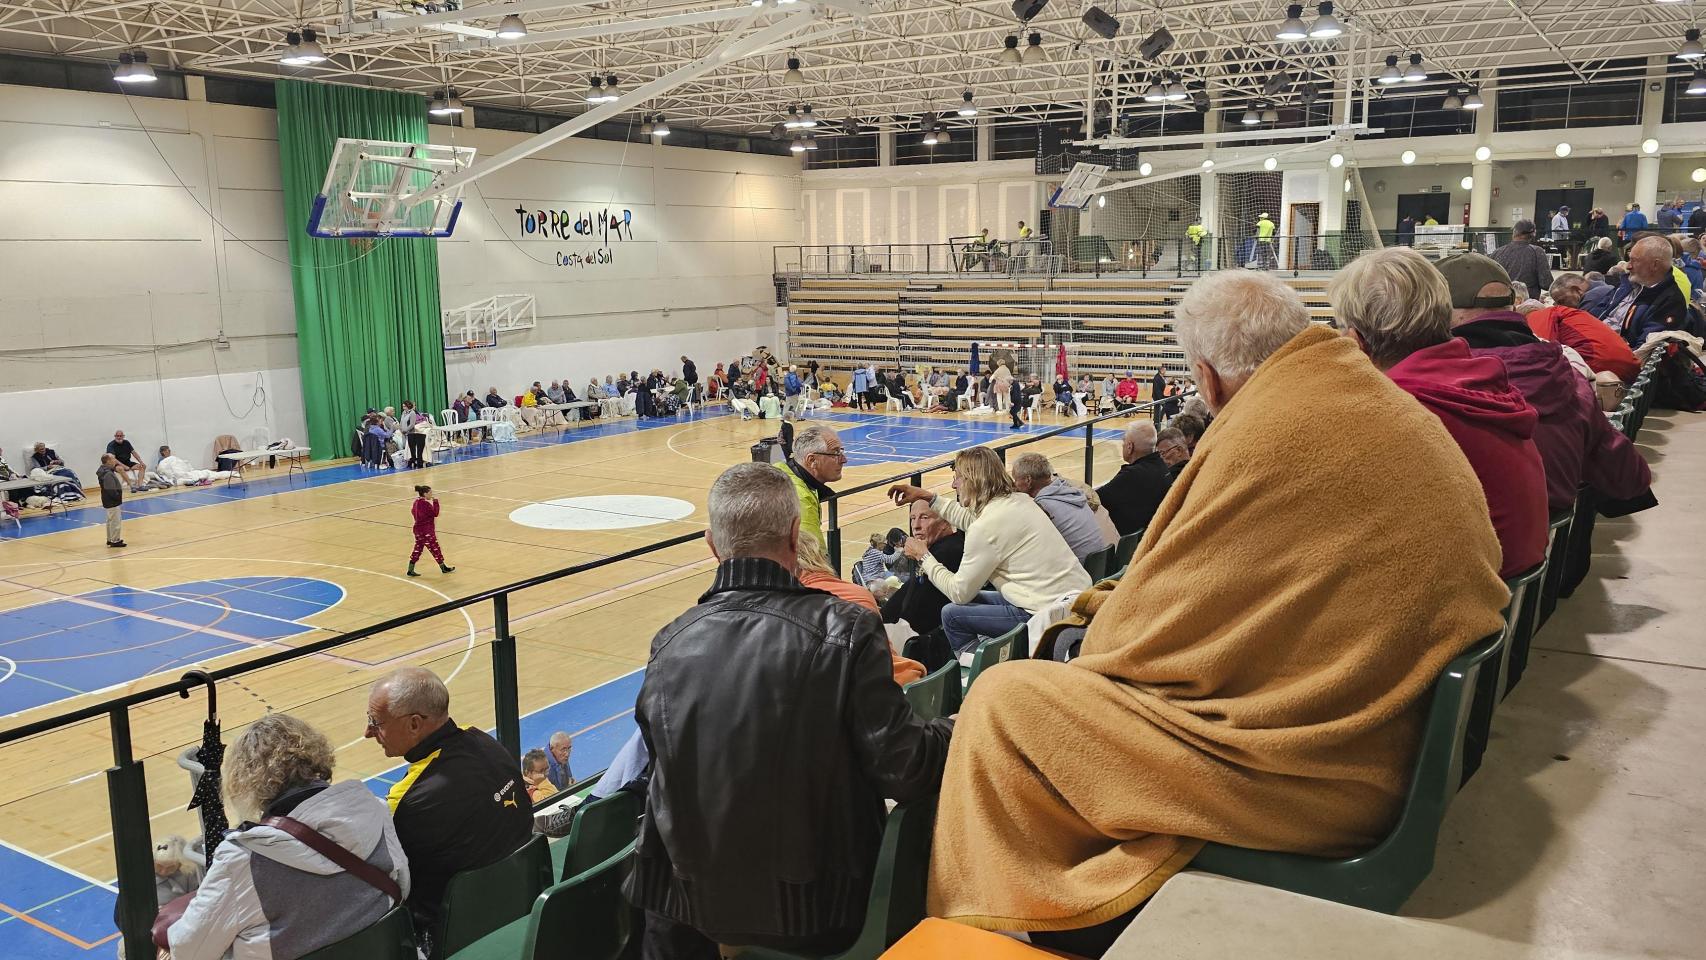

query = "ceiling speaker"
[1082,6,1121,40]
[1010,0,1049,21]
[1138,26,1174,60]
[1261,71,1292,98]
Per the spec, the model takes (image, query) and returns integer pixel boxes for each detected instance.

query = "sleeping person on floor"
[925,271,1510,954]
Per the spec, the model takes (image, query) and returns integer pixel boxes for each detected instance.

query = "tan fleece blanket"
[927,325,1509,932]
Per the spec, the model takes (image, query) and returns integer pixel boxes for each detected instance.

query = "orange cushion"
[881,919,1062,959]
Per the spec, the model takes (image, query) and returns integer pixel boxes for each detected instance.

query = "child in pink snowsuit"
[408,485,455,577]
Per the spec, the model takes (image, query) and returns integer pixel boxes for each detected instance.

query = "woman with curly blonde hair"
[163,713,410,960]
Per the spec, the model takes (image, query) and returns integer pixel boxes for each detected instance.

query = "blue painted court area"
[0,577,344,717]
[0,670,641,960]
[807,411,1126,467]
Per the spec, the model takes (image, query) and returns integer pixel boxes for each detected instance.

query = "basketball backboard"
[1049,162,1110,209]
[306,138,477,238]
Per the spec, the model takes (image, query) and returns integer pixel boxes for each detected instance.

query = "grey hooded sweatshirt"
[168,779,410,960]
[1032,476,1109,561]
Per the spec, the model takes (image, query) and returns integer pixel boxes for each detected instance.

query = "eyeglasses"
[813,448,848,460]
[366,711,421,730]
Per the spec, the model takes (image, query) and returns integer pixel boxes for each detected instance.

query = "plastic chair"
[735,797,938,960]
[298,903,417,960]
[434,833,554,959]
[1081,544,1117,581]
[453,841,639,960]
[1534,508,1574,632]
[557,789,643,882]
[1113,529,1145,570]
[1190,630,1504,914]
[1461,566,1540,785]
[964,625,1022,696]
[903,659,961,721]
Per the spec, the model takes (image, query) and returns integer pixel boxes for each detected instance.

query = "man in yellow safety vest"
[1185,222,1206,270]
[1254,213,1278,270]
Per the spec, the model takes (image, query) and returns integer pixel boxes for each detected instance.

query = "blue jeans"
[941,590,1029,654]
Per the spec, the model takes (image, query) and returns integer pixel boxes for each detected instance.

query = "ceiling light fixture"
[1474,145,1492,162]
[1689,69,1706,95]
[1404,52,1426,82]
[1401,149,1416,164]
[495,14,527,39]
[586,76,605,102]
[1329,151,1344,168]
[790,137,806,153]
[958,91,978,117]
[937,125,952,143]
[1138,160,1153,176]
[115,51,157,83]
[278,30,307,65]
[296,28,327,63]
[1679,28,1705,61]
[1241,106,1260,125]
[641,116,654,136]
[1378,54,1402,85]
[1463,89,1484,110]
[1263,156,1278,171]
[1001,34,1022,64]
[1202,158,1214,169]
[1642,138,1661,154]
[1554,142,1572,157]
[1260,105,1279,122]
[1460,176,1474,190]
[1097,194,1106,208]
[1025,32,1045,62]
[803,134,817,150]
[603,74,621,100]
[1166,76,1188,101]
[1144,79,1166,103]
[783,56,804,84]
[799,104,818,128]
[922,126,939,146]
[1694,167,1706,183]
[653,115,670,137]
[1275,3,1307,41]
[1442,90,1462,110]
[1309,1,1343,38]
[428,89,464,116]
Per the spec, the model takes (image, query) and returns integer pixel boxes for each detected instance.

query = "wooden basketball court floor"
[0,401,1129,958]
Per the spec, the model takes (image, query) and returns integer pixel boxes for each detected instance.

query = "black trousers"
[406,432,426,467]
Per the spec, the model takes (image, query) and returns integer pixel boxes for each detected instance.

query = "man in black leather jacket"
[625,463,952,959]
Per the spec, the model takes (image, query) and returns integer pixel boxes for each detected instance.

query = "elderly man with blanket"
[925,270,1510,954]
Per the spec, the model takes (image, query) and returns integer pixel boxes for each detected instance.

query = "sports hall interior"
[0,1,1702,958]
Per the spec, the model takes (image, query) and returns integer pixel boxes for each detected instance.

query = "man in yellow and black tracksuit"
[368,669,532,953]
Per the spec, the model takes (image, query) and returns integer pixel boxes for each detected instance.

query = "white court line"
[0,656,12,686]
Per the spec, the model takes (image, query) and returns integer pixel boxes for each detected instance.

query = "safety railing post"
[1083,420,1095,486]
[109,708,158,960]
[826,497,842,576]
[490,593,521,761]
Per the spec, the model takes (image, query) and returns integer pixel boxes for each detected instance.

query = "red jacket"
[1115,378,1140,400]
[1457,315,1652,513]
[1386,338,1549,577]
[411,497,440,536]
[1525,305,1641,383]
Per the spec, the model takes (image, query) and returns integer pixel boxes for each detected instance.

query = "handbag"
[151,816,401,950]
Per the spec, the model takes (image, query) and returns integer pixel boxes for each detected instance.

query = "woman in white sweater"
[890,446,1091,654]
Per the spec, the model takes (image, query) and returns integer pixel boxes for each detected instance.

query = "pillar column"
[878,129,895,166]
[1199,107,1220,236]
[1469,78,1495,226]
[1635,155,1662,213]
[976,116,992,162]
[1636,55,1666,211]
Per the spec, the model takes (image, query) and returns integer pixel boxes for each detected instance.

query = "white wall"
[801,160,1041,245]
[0,80,800,476]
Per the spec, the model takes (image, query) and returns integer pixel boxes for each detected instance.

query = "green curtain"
[275,79,447,460]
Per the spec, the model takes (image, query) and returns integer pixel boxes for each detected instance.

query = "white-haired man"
[1094,420,1170,537]
[629,462,951,958]
[365,666,530,949]
[778,423,845,551]
[925,270,1508,952]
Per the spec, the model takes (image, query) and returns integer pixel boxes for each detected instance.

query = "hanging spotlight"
[1329,151,1344,168]
[790,137,807,153]
[1377,55,1403,84]
[1138,161,1153,176]
[799,104,819,128]
[783,104,803,128]
[783,56,804,84]
[1442,89,1462,110]
[1143,79,1166,103]
[641,116,655,136]
[428,95,452,116]
[603,74,622,99]
[1404,53,1426,82]
[495,14,527,39]
[1474,145,1492,162]
[1463,88,1484,110]
[1689,69,1706,95]
[278,30,307,66]
[1275,4,1308,41]
[1678,29,1705,61]
[1460,176,1474,190]
[288,28,327,63]
[1001,34,1022,64]
[958,90,978,117]
[1554,142,1572,157]
[1024,32,1045,62]
[1241,106,1260,125]
[922,126,940,146]
[1309,1,1343,38]
[1260,105,1279,122]
[1642,138,1661,154]
[1401,149,1416,164]
[1166,76,1188,101]
[585,76,605,102]
[1263,156,1278,171]
[115,51,157,83]
[937,125,952,143]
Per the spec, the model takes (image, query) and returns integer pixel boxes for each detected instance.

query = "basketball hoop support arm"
[415,2,868,203]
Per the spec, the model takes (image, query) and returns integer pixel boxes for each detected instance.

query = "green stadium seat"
[556,788,643,882]
[1081,544,1118,581]
[454,841,639,960]
[1462,566,1541,786]
[1114,529,1145,570]
[1189,629,1504,914]
[435,833,553,959]
[964,626,1022,696]
[734,797,938,960]
[1535,508,1574,632]
[903,659,961,720]
[298,903,416,960]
